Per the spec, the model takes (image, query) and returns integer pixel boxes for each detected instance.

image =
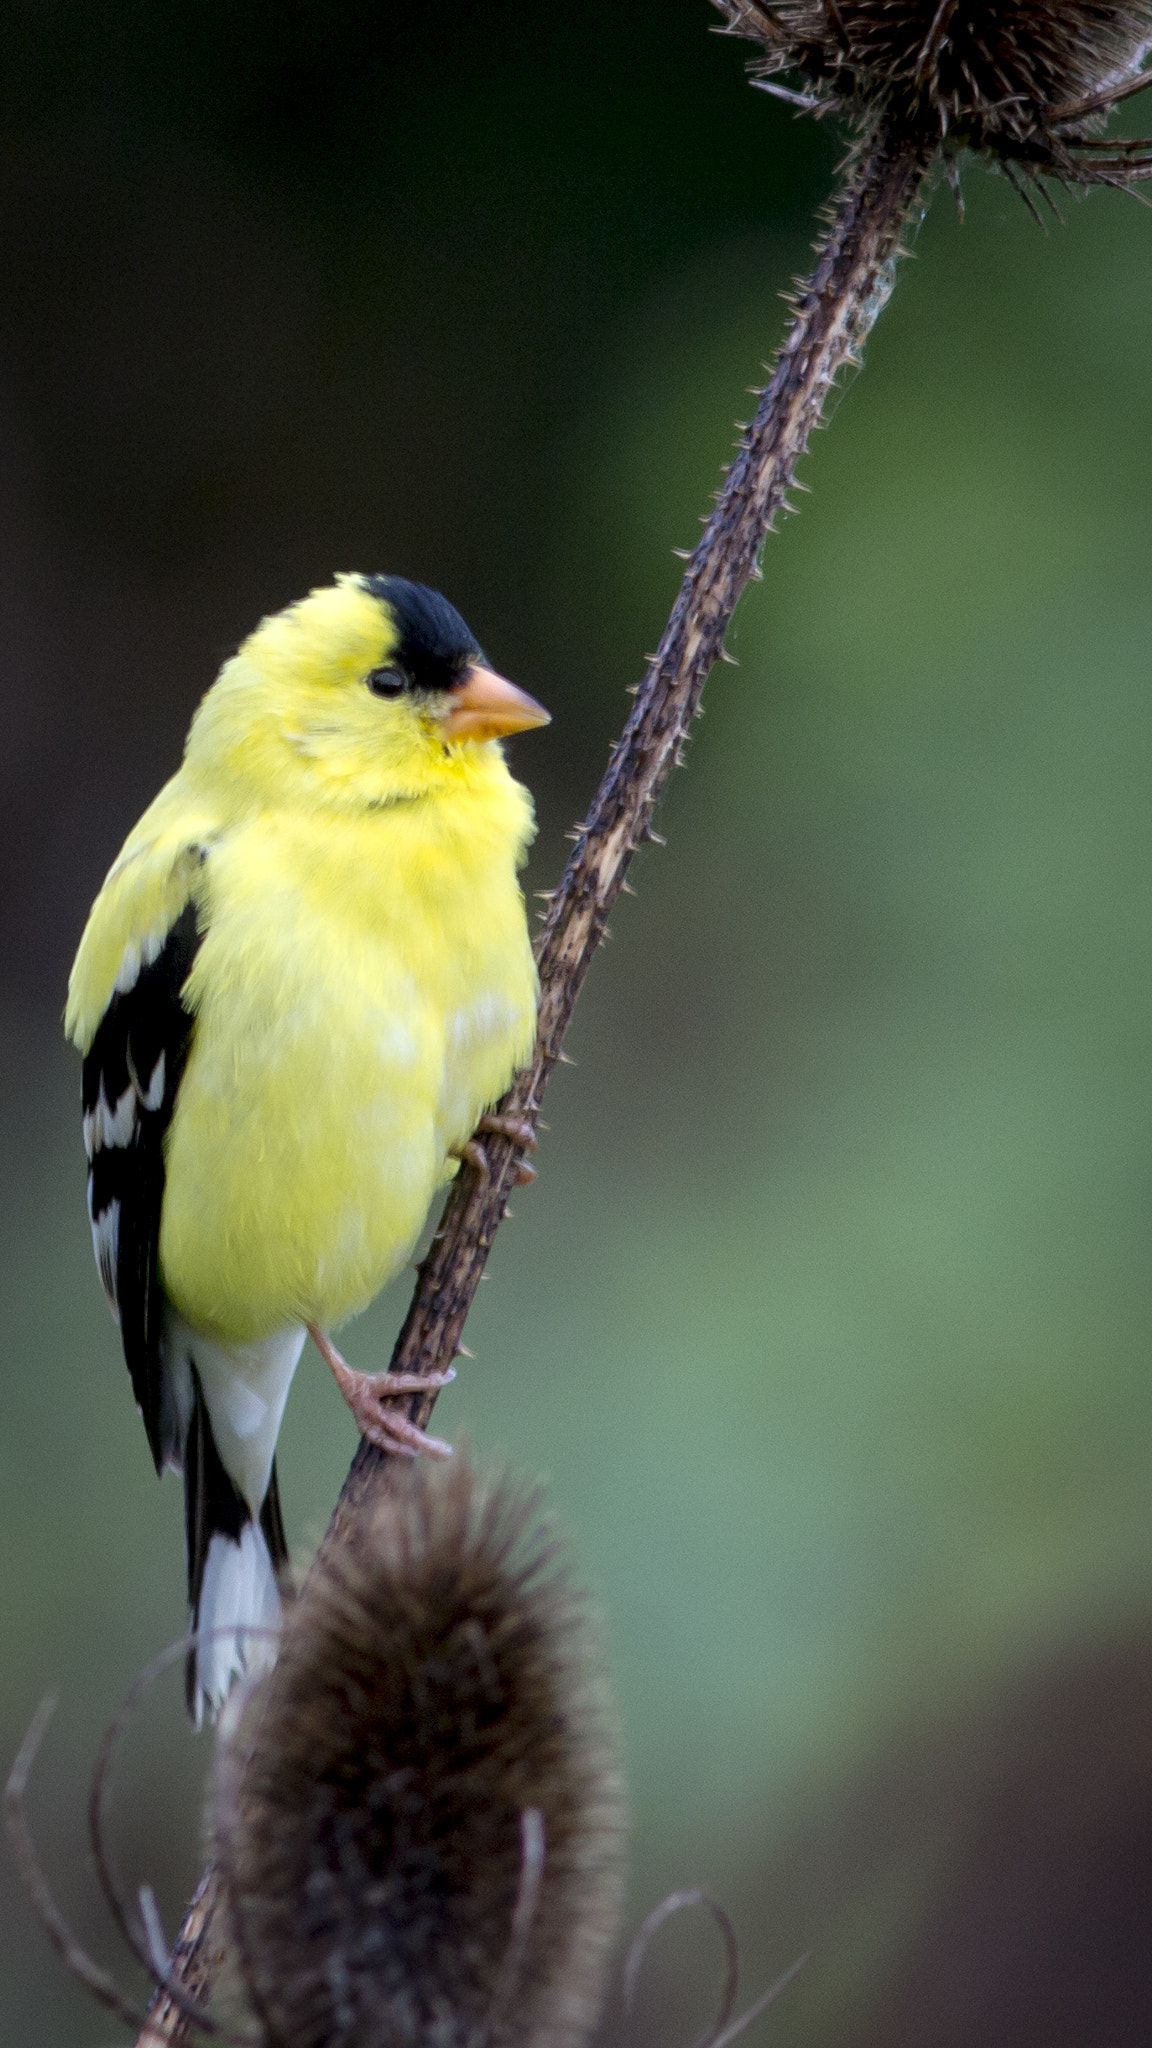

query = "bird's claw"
[451,1114,538,1184]
[308,1325,454,1460]
[342,1369,455,1460]
[453,1138,490,1176]
[362,1401,454,1460]
[476,1113,538,1152]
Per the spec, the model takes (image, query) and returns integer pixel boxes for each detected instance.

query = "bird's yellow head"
[183,574,549,812]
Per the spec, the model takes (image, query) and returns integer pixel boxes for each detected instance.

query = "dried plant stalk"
[139,126,931,2048]
[129,1871,227,2045]
[143,0,1152,2026]
[329,133,932,1535]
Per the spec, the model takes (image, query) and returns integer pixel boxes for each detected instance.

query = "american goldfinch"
[65,574,549,1722]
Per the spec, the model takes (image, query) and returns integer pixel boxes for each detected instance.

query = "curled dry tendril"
[4,1628,279,2043]
[623,1886,807,2048]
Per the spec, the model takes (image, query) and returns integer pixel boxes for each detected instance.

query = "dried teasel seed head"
[716,1,1152,183]
[214,1455,626,2048]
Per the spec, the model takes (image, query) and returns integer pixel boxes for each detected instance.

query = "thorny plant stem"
[138,132,931,2043]
[135,1873,226,2047]
[334,132,931,1528]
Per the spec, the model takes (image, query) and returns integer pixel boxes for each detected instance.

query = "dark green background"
[4,4,1152,2042]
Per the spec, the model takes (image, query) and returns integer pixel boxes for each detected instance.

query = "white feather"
[140,1050,166,1111]
[83,1054,166,1168]
[91,1198,121,1315]
[164,1311,306,1515]
[113,941,141,997]
[193,1522,282,1728]
[111,924,170,998]
[90,1079,137,1150]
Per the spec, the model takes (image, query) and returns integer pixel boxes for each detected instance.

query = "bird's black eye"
[366,665,408,698]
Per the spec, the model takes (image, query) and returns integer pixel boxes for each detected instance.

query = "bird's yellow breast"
[159,777,536,1342]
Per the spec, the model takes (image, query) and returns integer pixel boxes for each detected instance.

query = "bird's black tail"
[183,1365,289,1725]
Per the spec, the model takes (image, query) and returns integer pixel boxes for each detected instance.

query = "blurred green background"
[5,4,1152,2043]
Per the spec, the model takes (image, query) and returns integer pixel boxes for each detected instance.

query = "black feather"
[82,896,202,1470]
[260,1465,289,1578]
[362,575,482,691]
[183,1366,290,1718]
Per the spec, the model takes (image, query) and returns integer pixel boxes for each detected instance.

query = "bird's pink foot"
[307,1325,454,1459]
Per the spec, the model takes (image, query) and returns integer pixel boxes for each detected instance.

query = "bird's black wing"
[82,899,203,1472]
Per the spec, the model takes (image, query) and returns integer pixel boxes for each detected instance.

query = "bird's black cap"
[362,575,483,691]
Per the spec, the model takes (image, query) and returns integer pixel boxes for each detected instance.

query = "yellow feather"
[66,576,538,1343]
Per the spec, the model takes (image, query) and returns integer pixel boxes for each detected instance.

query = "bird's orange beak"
[441,664,551,742]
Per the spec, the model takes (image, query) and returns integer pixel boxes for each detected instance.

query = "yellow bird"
[65,575,548,1721]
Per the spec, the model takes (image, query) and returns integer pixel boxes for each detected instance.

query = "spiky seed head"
[214,1455,626,2048]
[716,1,1152,182]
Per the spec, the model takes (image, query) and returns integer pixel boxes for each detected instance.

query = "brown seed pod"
[717,1,1152,181]
[213,1455,626,2048]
